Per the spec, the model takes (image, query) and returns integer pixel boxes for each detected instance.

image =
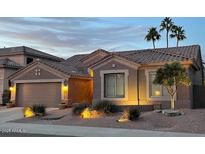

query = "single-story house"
[8,45,204,109]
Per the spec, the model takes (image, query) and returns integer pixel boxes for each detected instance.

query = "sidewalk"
[1,122,204,137]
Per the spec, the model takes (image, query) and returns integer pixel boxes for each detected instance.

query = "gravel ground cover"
[11,108,205,134]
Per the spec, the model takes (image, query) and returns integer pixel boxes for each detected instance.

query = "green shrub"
[72,104,88,115]
[32,104,46,116]
[128,108,140,121]
[92,101,120,114]
[2,89,11,106]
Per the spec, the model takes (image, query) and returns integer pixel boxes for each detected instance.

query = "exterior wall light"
[88,68,94,77]
[9,86,13,91]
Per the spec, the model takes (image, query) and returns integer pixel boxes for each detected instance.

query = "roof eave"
[140,60,198,69]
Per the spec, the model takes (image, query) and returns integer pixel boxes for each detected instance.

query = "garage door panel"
[17,82,61,107]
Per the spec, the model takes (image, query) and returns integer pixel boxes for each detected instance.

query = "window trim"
[145,69,170,101]
[100,69,129,101]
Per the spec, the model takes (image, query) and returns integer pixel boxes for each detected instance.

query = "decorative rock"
[154,109,162,113]
[162,109,183,117]
[41,115,65,120]
[117,110,130,122]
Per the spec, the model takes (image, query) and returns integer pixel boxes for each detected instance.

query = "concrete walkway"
[0,107,204,137]
[0,122,205,137]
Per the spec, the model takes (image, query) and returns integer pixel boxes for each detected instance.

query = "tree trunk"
[166,31,169,48]
[170,95,175,110]
[152,40,155,49]
[176,39,179,47]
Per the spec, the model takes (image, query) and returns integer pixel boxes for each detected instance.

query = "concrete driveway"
[0,107,23,124]
[0,107,57,124]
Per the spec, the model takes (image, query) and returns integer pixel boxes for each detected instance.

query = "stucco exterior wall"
[3,68,19,90]
[139,66,195,109]
[0,68,4,104]
[0,68,19,104]
[68,78,93,104]
[93,59,198,109]
[13,66,62,80]
[93,59,138,105]
[0,54,26,66]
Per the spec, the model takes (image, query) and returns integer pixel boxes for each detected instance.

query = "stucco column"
[61,80,68,104]
[10,83,16,104]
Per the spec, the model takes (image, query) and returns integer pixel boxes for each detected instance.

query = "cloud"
[0,17,148,58]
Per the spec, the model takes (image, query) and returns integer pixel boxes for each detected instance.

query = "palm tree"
[160,17,174,48]
[170,25,186,47]
[145,27,161,49]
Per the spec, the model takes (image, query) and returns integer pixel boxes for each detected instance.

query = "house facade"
[0,46,63,104]
[65,45,203,109]
[7,45,204,109]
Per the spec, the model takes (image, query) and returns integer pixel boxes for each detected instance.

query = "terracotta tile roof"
[62,54,88,67]
[0,46,64,62]
[115,45,200,64]
[65,45,200,68]
[40,60,90,77]
[0,58,22,68]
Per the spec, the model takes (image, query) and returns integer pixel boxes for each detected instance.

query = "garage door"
[16,82,61,107]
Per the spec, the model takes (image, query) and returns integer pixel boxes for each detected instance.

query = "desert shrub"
[32,104,46,116]
[92,101,121,114]
[128,108,140,121]
[2,89,11,106]
[72,103,88,115]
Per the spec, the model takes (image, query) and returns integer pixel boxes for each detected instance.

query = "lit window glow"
[155,90,161,96]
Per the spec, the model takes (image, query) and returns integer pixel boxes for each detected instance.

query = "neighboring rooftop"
[0,58,22,68]
[0,46,64,62]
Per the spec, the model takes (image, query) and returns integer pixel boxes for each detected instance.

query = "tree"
[153,62,191,109]
[170,25,187,47]
[145,27,161,49]
[160,17,174,48]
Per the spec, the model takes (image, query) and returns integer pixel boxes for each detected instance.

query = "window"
[26,57,33,64]
[104,73,125,98]
[149,72,169,97]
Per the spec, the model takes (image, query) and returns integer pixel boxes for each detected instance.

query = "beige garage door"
[16,82,61,107]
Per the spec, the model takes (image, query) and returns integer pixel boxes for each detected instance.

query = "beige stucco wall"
[92,59,201,109]
[0,55,26,66]
[138,66,199,108]
[0,68,4,104]
[93,59,138,105]
[0,54,62,67]
[0,68,19,104]
[13,66,62,80]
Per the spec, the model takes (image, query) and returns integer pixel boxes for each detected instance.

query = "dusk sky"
[0,17,205,60]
